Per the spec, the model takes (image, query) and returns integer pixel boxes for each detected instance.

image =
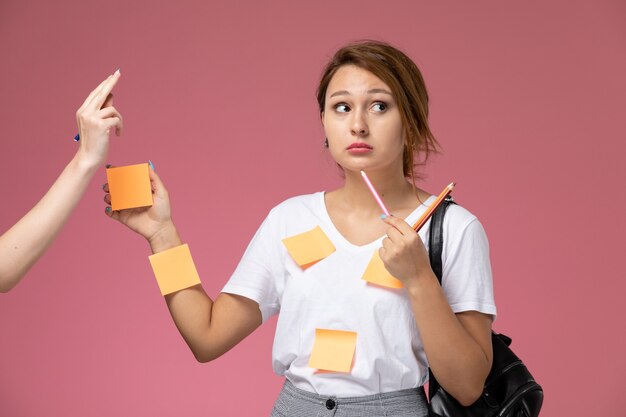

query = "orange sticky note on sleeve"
[281,226,335,269]
[361,251,403,289]
[106,163,153,211]
[308,328,357,373]
[148,244,201,296]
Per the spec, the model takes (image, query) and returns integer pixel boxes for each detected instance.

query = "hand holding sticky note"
[282,226,335,269]
[309,328,357,372]
[362,251,404,288]
[362,182,456,288]
[106,163,153,210]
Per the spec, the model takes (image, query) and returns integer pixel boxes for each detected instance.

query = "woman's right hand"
[75,70,123,171]
[103,165,178,247]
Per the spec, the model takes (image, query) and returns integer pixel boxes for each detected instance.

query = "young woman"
[0,70,123,293]
[104,41,496,416]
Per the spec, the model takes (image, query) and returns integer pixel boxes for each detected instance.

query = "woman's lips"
[347,143,373,154]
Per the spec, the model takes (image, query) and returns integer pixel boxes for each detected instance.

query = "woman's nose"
[351,111,369,136]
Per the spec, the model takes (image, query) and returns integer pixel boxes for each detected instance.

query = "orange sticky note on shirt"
[309,328,357,373]
[106,163,153,211]
[281,226,335,269]
[361,251,403,289]
[148,244,201,296]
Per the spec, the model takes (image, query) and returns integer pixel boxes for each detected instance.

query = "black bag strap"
[426,198,544,414]
[426,196,455,401]
[428,196,456,285]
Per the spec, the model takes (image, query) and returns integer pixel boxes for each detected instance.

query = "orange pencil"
[411,182,456,232]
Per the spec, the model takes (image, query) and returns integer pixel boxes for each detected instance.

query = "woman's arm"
[0,71,123,293]
[380,215,492,406]
[406,278,492,405]
[165,287,262,363]
[104,168,262,362]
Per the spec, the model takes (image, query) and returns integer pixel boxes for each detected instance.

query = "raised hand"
[0,70,125,292]
[75,70,123,169]
[379,215,433,286]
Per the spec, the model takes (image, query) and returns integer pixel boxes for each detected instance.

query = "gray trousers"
[270,379,429,417]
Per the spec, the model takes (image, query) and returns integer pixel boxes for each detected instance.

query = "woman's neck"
[336,168,419,216]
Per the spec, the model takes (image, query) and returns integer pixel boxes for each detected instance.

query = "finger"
[147,163,167,196]
[104,206,121,221]
[92,70,121,110]
[380,236,401,263]
[378,246,388,261]
[104,193,111,205]
[382,215,414,236]
[385,226,404,243]
[78,75,112,112]
[102,93,114,109]
[86,70,121,111]
[102,182,109,193]
[97,105,121,119]
[97,106,124,136]
[101,117,124,136]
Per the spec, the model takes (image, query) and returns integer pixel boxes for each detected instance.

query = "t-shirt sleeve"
[441,208,497,319]
[221,211,282,322]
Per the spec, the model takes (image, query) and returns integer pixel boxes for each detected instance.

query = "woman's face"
[322,64,405,175]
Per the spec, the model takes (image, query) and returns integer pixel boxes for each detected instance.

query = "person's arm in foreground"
[381,215,493,406]
[0,71,123,293]
[103,168,262,362]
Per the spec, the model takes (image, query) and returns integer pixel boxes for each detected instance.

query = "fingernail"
[105,207,111,213]
[102,183,106,190]
[105,164,112,169]
[148,160,155,171]
[380,214,387,220]
[73,133,80,142]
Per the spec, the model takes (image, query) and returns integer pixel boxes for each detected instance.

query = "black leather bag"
[427,198,543,417]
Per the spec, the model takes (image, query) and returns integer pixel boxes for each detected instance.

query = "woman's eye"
[335,104,350,113]
[372,102,387,112]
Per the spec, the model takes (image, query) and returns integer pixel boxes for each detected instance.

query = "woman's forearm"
[406,272,492,406]
[148,224,217,361]
[0,155,98,292]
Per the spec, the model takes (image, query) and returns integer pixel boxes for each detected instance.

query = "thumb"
[148,161,168,196]
[102,92,114,109]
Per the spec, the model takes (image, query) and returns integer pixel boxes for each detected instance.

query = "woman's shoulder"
[440,200,491,247]
[442,201,484,234]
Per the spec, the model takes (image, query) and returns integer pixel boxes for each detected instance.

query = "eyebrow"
[329,88,393,98]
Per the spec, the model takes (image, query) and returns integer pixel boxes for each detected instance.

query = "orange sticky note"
[309,328,357,373]
[361,251,403,289]
[106,163,153,211]
[281,226,335,269]
[148,244,201,296]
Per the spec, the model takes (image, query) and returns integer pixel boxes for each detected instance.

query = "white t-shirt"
[222,192,496,397]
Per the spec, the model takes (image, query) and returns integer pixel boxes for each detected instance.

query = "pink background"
[1,1,625,416]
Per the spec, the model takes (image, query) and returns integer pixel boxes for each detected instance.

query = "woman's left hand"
[75,70,124,170]
[379,215,432,285]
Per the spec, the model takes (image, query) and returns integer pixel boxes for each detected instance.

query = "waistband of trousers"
[281,379,426,404]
